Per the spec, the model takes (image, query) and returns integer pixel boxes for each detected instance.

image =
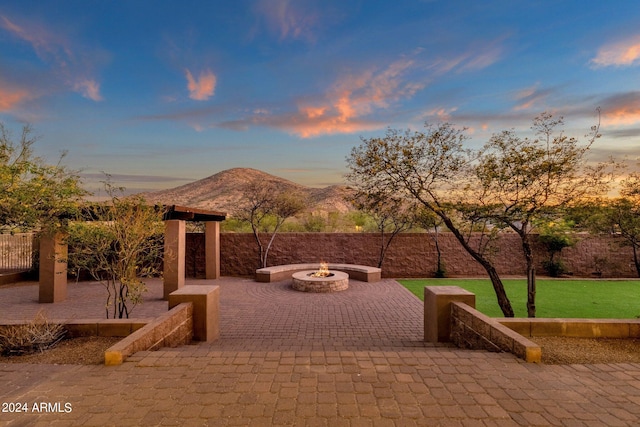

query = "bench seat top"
[256,263,380,275]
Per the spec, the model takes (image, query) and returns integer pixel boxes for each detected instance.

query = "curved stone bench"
[256,263,381,283]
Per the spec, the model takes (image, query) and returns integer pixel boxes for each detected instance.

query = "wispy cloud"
[0,14,104,101]
[255,0,320,41]
[0,83,31,111]
[80,173,194,183]
[591,34,640,68]
[142,42,504,137]
[73,79,103,101]
[185,68,217,101]
[599,92,640,126]
[512,84,557,111]
[221,58,424,137]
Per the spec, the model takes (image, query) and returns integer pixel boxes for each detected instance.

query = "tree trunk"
[263,232,279,269]
[633,244,640,278]
[251,227,265,269]
[439,214,514,317]
[527,267,536,318]
[378,229,386,268]
[433,227,444,277]
[521,234,536,318]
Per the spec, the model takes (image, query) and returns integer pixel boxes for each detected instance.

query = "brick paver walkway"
[2,277,640,426]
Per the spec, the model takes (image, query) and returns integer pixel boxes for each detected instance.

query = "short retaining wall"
[104,302,193,365]
[0,271,33,286]
[0,315,189,366]
[498,318,640,338]
[451,302,542,363]
[426,286,640,363]
[64,319,151,337]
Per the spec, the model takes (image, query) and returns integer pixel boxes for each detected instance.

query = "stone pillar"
[205,221,220,279]
[424,286,475,343]
[39,232,68,303]
[168,285,220,342]
[163,220,185,300]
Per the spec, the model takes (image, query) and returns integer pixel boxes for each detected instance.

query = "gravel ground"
[534,337,640,364]
[1,337,640,365]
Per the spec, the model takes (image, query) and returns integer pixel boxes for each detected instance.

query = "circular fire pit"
[291,270,349,293]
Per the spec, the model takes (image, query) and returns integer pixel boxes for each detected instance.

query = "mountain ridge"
[139,167,354,215]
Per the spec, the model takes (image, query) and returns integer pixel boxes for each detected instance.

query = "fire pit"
[291,262,349,293]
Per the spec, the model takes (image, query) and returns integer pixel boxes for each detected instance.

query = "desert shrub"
[0,311,66,355]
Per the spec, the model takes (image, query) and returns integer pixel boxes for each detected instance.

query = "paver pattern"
[1,277,640,426]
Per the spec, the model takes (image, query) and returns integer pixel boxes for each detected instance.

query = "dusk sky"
[1,1,639,195]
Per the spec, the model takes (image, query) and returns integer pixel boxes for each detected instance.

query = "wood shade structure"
[162,205,226,300]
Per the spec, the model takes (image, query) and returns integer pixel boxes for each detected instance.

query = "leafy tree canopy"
[0,123,87,233]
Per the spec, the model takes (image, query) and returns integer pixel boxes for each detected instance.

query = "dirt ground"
[1,336,640,365]
[0,336,121,365]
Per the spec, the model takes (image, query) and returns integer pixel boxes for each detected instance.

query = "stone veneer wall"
[184,232,637,278]
[450,301,541,363]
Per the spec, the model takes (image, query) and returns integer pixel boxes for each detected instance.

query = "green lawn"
[398,278,640,318]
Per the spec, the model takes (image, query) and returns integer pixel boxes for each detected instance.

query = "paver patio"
[1,277,640,426]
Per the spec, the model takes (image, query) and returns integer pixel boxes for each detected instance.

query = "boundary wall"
[184,232,638,278]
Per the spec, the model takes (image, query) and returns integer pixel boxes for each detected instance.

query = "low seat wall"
[256,263,381,283]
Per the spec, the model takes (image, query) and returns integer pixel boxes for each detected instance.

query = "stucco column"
[424,286,476,343]
[205,221,220,279]
[163,219,185,300]
[39,232,68,303]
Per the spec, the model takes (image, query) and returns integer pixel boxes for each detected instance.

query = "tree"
[474,112,605,317]
[234,180,306,268]
[347,124,515,316]
[584,173,640,277]
[68,181,164,318]
[538,219,576,277]
[414,207,446,277]
[349,187,415,268]
[0,123,86,233]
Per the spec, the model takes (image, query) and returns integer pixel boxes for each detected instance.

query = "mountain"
[139,168,354,215]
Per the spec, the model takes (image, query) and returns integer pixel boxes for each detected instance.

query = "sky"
[1,0,639,196]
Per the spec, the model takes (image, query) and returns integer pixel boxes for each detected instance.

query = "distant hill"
[140,167,355,215]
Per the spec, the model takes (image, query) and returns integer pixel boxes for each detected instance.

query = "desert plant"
[68,180,164,318]
[0,311,66,355]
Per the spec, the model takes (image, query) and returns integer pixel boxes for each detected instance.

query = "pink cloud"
[254,59,424,137]
[0,15,73,62]
[0,84,31,111]
[185,69,217,101]
[422,107,458,121]
[600,93,640,126]
[591,35,640,67]
[603,107,640,126]
[512,84,554,111]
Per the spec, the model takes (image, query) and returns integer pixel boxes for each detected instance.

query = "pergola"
[162,205,226,300]
[38,204,226,304]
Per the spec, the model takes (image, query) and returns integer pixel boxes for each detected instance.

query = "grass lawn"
[398,278,640,318]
